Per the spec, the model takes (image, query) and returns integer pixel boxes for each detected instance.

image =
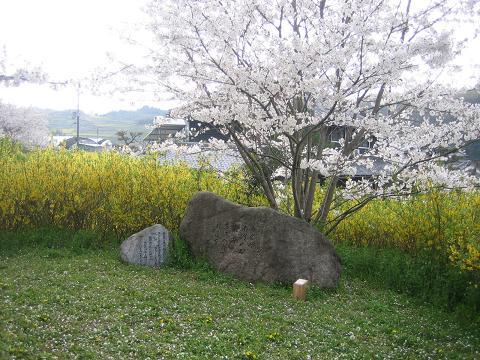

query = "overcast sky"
[0,0,177,113]
[0,0,479,114]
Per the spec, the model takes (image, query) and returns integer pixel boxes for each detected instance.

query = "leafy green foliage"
[337,243,480,315]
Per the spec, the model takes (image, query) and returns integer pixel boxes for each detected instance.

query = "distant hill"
[39,106,167,143]
[100,106,166,125]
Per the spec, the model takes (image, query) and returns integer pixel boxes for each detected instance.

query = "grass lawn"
[1,247,479,359]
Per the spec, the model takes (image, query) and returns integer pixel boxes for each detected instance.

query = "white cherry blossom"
[142,0,480,231]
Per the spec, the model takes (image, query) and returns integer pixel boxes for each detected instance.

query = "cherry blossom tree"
[0,101,48,147]
[143,0,480,231]
[0,46,49,86]
[0,47,50,146]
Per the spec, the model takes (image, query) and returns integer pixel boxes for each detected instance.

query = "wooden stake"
[293,279,309,301]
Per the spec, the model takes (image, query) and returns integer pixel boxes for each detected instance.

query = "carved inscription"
[120,225,170,267]
[211,220,256,255]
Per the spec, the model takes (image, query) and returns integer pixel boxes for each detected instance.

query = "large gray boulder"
[180,192,341,287]
[120,224,171,267]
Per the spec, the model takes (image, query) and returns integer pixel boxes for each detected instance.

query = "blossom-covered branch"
[141,0,480,226]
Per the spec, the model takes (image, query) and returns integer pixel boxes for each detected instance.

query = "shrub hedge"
[0,138,478,281]
[0,139,266,239]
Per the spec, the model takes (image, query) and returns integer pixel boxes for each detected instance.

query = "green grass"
[335,243,480,315]
[1,245,479,359]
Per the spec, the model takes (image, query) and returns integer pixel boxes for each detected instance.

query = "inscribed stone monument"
[180,192,341,287]
[120,224,170,267]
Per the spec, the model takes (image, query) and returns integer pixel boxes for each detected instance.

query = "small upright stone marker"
[293,279,309,301]
[120,224,170,267]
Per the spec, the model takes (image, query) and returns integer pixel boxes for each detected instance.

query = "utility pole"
[76,84,80,148]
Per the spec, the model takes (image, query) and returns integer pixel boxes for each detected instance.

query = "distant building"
[64,137,103,152]
[50,135,72,147]
[50,135,112,152]
[144,115,228,144]
[144,115,239,172]
[466,141,480,174]
[452,140,480,176]
[90,138,113,151]
[157,143,243,172]
[143,118,188,143]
